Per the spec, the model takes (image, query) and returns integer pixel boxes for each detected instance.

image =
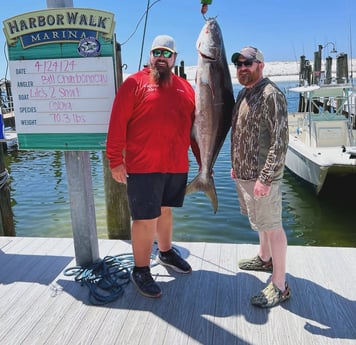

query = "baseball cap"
[231,46,264,63]
[151,35,176,53]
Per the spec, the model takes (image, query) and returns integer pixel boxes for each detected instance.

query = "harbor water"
[3,81,356,247]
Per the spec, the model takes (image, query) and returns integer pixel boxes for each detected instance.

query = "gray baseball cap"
[151,35,176,53]
[231,46,264,63]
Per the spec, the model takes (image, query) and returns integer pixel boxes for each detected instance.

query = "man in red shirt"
[106,35,200,298]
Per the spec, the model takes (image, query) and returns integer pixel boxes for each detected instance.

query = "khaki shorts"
[235,179,283,231]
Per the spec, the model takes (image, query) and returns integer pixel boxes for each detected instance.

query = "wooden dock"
[0,236,355,345]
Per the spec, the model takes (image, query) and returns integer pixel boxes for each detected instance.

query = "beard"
[238,64,262,87]
[237,73,252,86]
[150,62,172,87]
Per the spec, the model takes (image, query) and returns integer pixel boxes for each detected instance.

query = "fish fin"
[186,173,218,213]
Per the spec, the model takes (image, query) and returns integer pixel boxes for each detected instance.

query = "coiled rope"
[0,169,9,190]
[63,252,158,305]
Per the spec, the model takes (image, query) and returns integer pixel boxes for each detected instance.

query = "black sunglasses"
[152,49,173,58]
[234,59,258,68]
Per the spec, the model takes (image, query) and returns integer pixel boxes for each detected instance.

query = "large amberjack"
[186,18,235,213]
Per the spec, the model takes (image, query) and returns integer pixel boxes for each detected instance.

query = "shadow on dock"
[56,268,356,343]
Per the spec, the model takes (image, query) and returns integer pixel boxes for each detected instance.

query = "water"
[3,81,356,247]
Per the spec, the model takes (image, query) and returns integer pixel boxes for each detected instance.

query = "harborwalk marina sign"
[3,8,117,150]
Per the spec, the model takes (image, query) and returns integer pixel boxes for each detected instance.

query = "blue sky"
[0,0,354,78]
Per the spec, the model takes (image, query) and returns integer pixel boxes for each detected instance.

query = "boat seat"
[312,119,349,147]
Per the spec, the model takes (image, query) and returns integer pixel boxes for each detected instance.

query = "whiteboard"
[9,57,116,134]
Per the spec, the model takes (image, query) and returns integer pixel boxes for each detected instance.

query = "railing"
[0,94,14,114]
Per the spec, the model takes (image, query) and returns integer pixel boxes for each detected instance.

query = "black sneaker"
[157,249,192,273]
[130,267,162,298]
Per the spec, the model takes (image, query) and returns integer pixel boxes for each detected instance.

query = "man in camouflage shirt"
[230,46,291,308]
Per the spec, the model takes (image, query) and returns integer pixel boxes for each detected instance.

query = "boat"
[286,75,356,194]
[1,79,17,152]
[0,113,17,152]
[3,127,18,151]
[285,43,356,194]
[1,123,18,152]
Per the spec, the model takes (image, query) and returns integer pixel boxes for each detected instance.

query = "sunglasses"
[234,59,258,68]
[152,49,173,58]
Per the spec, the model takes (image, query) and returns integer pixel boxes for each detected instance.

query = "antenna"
[137,0,161,71]
[138,0,151,71]
[349,23,353,84]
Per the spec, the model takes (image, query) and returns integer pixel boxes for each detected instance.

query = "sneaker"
[130,268,162,298]
[251,282,291,308]
[238,255,273,272]
[157,249,192,273]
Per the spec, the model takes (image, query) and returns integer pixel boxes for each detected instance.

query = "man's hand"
[111,164,127,184]
[254,179,271,198]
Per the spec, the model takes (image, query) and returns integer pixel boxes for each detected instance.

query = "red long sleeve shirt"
[106,67,198,173]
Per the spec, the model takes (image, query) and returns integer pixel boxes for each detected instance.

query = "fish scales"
[186,18,235,213]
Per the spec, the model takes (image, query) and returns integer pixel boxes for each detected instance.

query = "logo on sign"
[77,37,101,57]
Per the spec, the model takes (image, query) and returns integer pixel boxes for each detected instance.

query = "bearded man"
[230,46,290,308]
[106,35,200,298]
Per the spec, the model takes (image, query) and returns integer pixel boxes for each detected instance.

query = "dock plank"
[162,242,208,345]
[45,239,118,345]
[0,238,74,344]
[0,237,355,345]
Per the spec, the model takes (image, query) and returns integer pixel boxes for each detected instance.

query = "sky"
[0,0,354,78]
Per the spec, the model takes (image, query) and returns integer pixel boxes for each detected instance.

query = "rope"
[63,243,181,305]
[0,169,9,190]
[63,252,158,305]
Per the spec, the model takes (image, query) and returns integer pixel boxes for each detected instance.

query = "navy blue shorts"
[126,173,188,220]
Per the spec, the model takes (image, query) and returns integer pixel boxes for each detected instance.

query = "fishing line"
[119,0,161,47]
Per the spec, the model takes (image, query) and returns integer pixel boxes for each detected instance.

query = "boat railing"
[289,84,355,146]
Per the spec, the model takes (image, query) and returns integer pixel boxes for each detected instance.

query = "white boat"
[4,127,18,151]
[0,125,18,152]
[286,83,356,194]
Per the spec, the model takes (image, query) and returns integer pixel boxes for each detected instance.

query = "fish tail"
[186,174,218,213]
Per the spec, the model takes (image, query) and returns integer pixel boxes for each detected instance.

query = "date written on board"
[34,59,77,73]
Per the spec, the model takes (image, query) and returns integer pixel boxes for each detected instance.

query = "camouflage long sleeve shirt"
[231,78,288,185]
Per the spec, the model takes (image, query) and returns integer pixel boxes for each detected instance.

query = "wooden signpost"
[3,4,117,265]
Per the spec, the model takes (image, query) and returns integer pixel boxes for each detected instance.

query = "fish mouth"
[199,52,217,61]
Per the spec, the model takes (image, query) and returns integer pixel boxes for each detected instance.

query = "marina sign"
[3,8,117,150]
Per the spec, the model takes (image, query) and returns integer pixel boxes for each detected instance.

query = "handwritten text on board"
[9,56,115,134]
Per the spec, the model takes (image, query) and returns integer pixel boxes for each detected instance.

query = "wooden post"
[298,55,311,112]
[103,41,131,239]
[48,0,100,266]
[336,53,349,84]
[313,45,322,85]
[298,55,306,84]
[46,0,73,7]
[325,56,332,84]
[103,157,131,239]
[179,60,186,79]
[65,151,99,266]
[0,139,15,237]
